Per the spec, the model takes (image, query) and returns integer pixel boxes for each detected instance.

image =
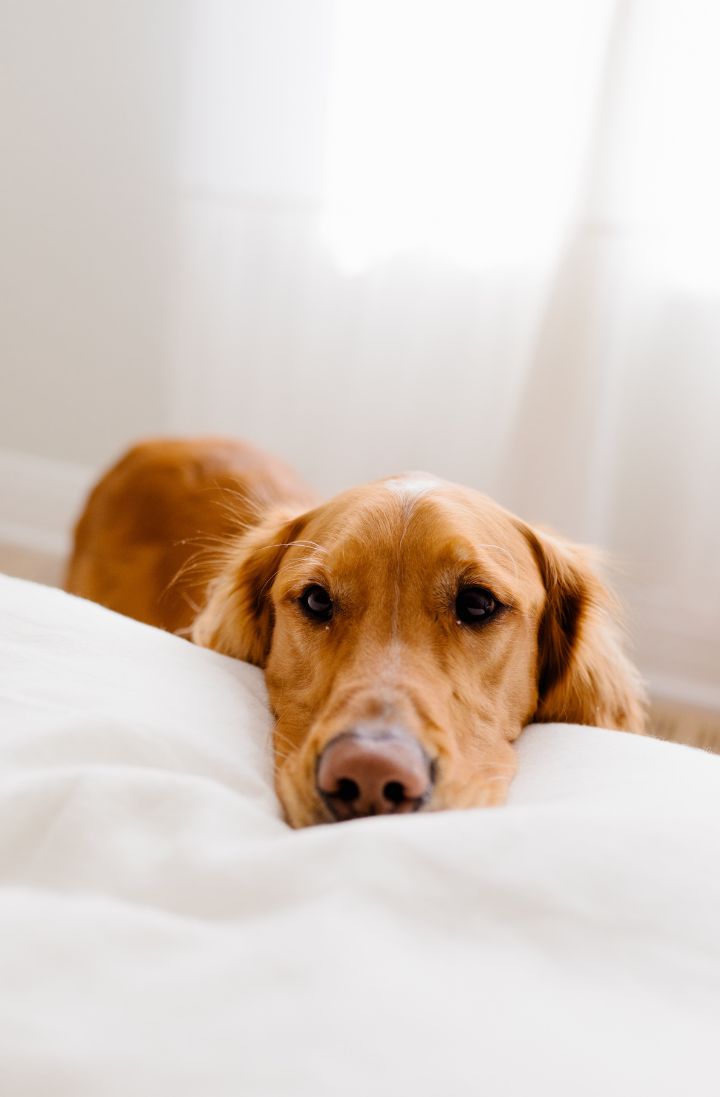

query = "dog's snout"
[316,728,433,821]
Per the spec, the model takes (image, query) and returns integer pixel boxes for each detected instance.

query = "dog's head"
[193,475,645,827]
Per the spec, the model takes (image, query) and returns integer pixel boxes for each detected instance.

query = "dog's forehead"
[383,472,442,501]
[303,477,532,569]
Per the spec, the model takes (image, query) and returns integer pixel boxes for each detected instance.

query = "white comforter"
[2,573,720,1096]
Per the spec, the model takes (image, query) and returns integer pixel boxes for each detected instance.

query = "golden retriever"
[66,438,646,827]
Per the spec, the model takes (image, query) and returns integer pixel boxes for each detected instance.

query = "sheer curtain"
[168,0,720,705]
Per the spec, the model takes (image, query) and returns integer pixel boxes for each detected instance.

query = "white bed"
[2,572,720,1096]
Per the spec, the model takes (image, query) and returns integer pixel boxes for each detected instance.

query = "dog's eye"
[455,586,498,625]
[299,584,334,622]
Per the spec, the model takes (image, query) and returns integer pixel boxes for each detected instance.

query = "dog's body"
[66,438,317,637]
[67,438,646,827]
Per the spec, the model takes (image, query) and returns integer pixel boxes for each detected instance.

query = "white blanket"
[2,573,719,1096]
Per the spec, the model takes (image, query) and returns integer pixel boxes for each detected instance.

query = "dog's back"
[65,438,314,635]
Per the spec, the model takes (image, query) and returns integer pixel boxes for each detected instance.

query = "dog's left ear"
[192,506,309,666]
[521,526,646,732]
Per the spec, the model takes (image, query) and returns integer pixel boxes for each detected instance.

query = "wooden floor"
[0,542,64,588]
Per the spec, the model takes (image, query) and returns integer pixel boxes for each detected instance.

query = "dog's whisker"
[272,728,298,751]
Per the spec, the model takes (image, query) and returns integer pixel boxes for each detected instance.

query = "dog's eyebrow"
[260,541,330,600]
[274,551,332,592]
[260,540,328,555]
[471,543,520,581]
[439,543,521,605]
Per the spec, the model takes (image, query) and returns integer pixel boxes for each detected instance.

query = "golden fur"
[67,438,646,827]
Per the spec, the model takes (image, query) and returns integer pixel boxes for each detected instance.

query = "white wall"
[1,1,718,712]
[0,0,184,466]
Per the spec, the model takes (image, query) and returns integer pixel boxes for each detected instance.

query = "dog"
[66,437,646,827]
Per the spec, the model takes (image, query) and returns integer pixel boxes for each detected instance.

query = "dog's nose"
[316,728,433,821]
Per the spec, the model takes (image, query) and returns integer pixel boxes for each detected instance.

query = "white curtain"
[168,0,720,705]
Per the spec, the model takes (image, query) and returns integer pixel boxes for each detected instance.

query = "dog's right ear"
[192,507,309,666]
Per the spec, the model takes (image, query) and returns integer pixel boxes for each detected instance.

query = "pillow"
[2,573,720,1096]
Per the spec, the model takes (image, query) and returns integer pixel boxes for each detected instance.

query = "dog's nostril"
[382,780,406,805]
[335,777,360,802]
